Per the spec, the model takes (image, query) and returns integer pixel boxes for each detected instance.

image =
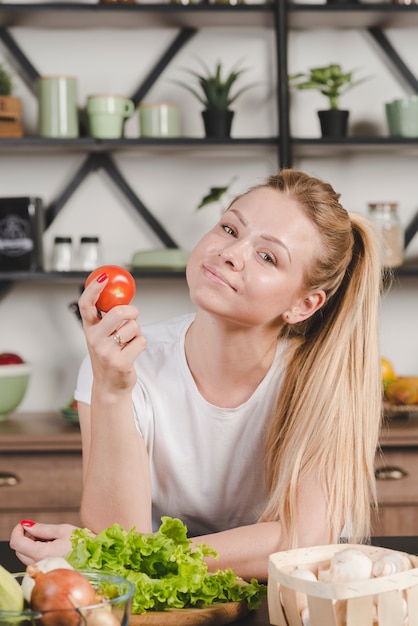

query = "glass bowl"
[0,571,135,626]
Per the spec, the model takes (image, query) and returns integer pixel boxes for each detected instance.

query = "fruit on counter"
[0,352,24,365]
[27,566,97,626]
[85,265,136,313]
[381,357,397,389]
[21,556,74,603]
[0,563,24,612]
[385,377,418,406]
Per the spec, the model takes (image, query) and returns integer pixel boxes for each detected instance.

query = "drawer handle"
[0,472,20,487]
[375,466,408,481]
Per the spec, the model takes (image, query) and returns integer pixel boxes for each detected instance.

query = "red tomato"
[85,265,136,312]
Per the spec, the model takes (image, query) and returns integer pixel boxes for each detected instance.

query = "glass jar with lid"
[77,236,103,271]
[51,236,73,271]
[367,202,404,268]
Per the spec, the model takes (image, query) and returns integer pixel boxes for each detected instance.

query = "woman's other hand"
[9,521,78,565]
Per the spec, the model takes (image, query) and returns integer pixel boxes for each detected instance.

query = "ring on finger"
[114,332,127,347]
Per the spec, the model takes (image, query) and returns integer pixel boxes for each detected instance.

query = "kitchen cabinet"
[0,412,82,542]
[372,416,418,536]
[1,412,417,542]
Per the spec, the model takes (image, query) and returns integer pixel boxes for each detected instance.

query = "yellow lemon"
[381,358,396,388]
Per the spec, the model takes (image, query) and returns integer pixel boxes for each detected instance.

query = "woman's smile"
[202,265,237,291]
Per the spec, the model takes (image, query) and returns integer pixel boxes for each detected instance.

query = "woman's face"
[186,186,325,329]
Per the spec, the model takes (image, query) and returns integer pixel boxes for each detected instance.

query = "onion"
[27,566,98,626]
[21,557,74,603]
[85,608,121,626]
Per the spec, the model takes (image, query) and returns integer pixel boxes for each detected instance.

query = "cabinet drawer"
[375,447,418,505]
[371,505,418,537]
[0,452,82,510]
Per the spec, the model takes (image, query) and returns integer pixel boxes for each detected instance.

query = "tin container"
[0,197,44,271]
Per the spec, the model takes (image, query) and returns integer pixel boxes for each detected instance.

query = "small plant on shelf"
[0,63,23,138]
[0,63,13,96]
[174,58,255,111]
[288,63,369,137]
[173,58,257,138]
[288,63,366,110]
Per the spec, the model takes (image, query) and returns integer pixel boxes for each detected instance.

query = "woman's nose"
[219,241,248,270]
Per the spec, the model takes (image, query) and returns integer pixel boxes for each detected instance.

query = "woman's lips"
[203,265,236,291]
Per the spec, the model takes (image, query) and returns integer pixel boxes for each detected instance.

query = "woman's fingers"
[78,273,109,325]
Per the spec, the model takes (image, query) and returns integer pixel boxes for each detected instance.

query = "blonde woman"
[10,169,382,582]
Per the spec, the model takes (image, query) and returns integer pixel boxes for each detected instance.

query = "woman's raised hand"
[78,272,146,396]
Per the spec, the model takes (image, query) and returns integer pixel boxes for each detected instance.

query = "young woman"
[10,169,383,582]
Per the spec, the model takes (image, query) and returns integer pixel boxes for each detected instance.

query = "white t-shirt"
[75,313,287,536]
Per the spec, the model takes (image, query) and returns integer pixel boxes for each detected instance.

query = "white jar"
[77,236,102,271]
[51,236,73,271]
[367,203,404,268]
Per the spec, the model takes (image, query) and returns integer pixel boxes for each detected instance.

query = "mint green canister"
[37,76,79,138]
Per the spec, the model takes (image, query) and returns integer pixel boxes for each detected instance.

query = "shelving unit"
[1,1,418,286]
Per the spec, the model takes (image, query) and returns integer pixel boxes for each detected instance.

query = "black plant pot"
[318,109,349,138]
[202,109,234,138]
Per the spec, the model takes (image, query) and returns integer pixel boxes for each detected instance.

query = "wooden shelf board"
[0,3,276,29]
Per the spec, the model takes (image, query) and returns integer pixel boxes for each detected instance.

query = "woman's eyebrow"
[261,234,291,262]
[229,208,291,262]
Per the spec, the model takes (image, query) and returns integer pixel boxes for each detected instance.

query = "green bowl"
[0,364,31,420]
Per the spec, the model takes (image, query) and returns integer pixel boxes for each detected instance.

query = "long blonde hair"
[257,170,383,546]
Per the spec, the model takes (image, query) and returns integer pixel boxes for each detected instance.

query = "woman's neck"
[185,311,281,408]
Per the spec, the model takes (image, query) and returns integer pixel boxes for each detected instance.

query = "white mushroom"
[290,567,317,622]
[372,552,412,577]
[318,548,373,583]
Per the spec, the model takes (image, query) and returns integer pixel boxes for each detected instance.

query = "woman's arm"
[194,470,333,581]
[77,277,152,534]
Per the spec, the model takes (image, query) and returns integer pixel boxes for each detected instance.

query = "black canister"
[0,197,44,271]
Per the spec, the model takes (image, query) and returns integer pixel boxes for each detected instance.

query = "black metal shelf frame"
[1,3,418,279]
[282,1,418,257]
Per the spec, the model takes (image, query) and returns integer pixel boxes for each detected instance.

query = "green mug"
[87,94,134,139]
[37,76,79,138]
[139,102,180,138]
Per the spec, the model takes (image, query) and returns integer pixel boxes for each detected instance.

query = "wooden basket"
[268,543,418,626]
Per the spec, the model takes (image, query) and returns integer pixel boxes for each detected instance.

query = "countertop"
[2,537,418,625]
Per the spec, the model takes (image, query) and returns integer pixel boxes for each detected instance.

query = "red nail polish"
[97,273,108,284]
[21,519,36,527]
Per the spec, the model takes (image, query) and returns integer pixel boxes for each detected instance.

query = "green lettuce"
[66,516,266,614]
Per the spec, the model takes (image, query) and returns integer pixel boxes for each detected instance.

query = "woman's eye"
[221,224,237,237]
[259,251,276,265]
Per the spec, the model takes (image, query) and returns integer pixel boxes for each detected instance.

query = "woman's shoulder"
[142,312,195,347]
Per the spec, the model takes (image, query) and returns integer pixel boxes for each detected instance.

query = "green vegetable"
[66,517,266,615]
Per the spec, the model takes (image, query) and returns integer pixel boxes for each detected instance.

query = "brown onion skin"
[28,567,98,626]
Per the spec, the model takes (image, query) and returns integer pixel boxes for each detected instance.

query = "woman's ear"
[284,290,326,324]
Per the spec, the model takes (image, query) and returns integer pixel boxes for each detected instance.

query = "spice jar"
[77,236,102,271]
[367,202,404,268]
[51,236,73,271]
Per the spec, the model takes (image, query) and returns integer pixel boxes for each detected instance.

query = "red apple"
[0,353,25,365]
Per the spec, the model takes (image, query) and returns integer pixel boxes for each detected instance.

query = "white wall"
[1,16,418,411]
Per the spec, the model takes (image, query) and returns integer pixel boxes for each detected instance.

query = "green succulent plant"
[289,63,367,110]
[173,58,256,111]
[0,63,13,96]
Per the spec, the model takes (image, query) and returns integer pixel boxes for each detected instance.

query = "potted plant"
[173,58,256,138]
[289,63,367,137]
[0,63,23,137]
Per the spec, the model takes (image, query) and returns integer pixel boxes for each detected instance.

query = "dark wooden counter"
[2,537,418,625]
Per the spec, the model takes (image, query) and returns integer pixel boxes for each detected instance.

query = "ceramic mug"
[393,96,418,137]
[87,94,134,139]
[385,101,400,136]
[37,76,79,138]
[138,102,180,138]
